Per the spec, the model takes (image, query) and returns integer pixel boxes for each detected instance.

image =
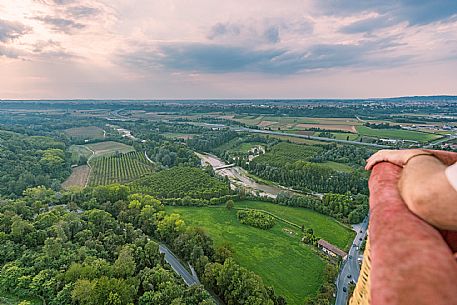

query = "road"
[335,217,369,305]
[159,244,224,305]
[232,127,390,149]
[159,244,199,286]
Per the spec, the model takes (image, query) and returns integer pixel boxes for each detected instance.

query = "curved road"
[335,217,369,305]
[159,244,198,286]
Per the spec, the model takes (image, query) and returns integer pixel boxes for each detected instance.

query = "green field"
[64,126,105,139]
[330,132,359,141]
[86,141,135,157]
[321,161,353,173]
[165,205,326,305]
[88,151,154,186]
[69,144,93,164]
[254,142,322,167]
[236,200,354,250]
[356,126,441,142]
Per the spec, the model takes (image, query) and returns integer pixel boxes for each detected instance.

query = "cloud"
[318,0,457,27]
[122,43,284,73]
[263,26,280,43]
[0,44,25,58]
[34,16,85,33]
[339,16,397,34]
[121,37,407,75]
[0,19,31,42]
[207,23,241,40]
[66,6,100,18]
[207,20,284,45]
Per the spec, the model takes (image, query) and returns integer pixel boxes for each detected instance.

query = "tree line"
[275,192,368,224]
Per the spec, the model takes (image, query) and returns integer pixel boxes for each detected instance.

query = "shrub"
[237,209,276,230]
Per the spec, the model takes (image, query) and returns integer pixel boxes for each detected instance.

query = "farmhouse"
[317,239,347,259]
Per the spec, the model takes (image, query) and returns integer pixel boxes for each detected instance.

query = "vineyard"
[88,151,154,186]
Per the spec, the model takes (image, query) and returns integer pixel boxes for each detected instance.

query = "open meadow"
[165,204,327,305]
[356,126,441,142]
[236,200,355,250]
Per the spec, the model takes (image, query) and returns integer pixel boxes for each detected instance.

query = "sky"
[1,0,457,99]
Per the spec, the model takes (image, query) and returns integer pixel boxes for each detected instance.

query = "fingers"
[365,150,389,171]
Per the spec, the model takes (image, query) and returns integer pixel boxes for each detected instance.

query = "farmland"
[88,151,154,186]
[64,126,105,139]
[86,141,135,157]
[61,165,90,189]
[356,126,441,142]
[165,204,326,305]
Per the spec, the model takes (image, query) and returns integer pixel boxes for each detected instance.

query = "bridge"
[214,164,236,170]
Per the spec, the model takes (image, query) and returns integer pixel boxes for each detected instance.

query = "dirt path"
[84,146,95,187]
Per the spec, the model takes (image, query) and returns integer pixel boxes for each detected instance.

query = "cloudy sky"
[1,0,457,99]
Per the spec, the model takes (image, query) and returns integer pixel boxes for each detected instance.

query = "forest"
[0,130,71,197]
[0,185,284,305]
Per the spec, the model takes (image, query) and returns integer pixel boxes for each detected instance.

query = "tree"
[113,246,136,278]
[226,199,234,210]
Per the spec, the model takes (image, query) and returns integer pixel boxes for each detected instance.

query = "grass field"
[64,126,105,139]
[69,145,93,164]
[329,132,359,141]
[165,205,326,305]
[86,141,135,157]
[88,151,154,186]
[356,126,441,142]
[321,161,353,173]
[213,138,264,154]
[236,200,354,250]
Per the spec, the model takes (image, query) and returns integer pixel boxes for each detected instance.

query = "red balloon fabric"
[369,160,457,305]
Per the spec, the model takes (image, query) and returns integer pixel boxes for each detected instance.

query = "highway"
[232,127,390,149]
[159,244,198,286]
[335,217,369,305]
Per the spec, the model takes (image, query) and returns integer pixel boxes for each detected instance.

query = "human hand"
[365,149,427,170]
